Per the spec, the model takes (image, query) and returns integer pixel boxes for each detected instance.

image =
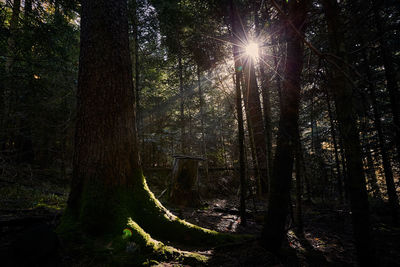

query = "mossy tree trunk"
[65,0,140,235]
[59,0,235,251]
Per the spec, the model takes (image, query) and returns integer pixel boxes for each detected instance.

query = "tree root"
[57,171,251,265]
[122,219,209,265]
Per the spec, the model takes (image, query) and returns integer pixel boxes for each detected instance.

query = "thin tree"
[363,51,399,223]
[2,0,21,156]
[197,66,209,181]
[243,57,269,195]
[255,0,273,186]
[322,0,376,265]
[229,0,247,226]
[262,0,307,252]
[324,88,344,203]
[373,0,400,164]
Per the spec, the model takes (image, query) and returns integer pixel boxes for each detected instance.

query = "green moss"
[125,171,244,246]
[57,169,251,265]
[125,219,208,264]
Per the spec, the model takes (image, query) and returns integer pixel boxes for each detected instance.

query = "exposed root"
[57,170,251,265]
[123,219,209,265]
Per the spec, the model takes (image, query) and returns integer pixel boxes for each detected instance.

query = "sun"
[245,42,259,58]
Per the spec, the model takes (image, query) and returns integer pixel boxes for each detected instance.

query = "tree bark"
[262,0,307,252]
[67,0,140,219]
[129,0,141,142]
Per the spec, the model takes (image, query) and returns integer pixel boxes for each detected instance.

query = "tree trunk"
[5,0,20,73]
[129,0,141,146]
[364,52,399,223]
[198,66,209,181]
[2,0,21,156]
[178,50,185,153]
[255,1,273,190]
[360,119,381,200]
[295,129,304,232]
[322,0,376,265]
[262,0,307,252]
[15,0,34,164]
[230,0,247,226]
[59,0,232,248]
[241,73,262,197]
[310,91,328,202]
[325,89,344,203]
[243,59,269,195]
[66,0,140,228]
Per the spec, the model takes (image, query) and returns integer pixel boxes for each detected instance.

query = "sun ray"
[258,54,284,80]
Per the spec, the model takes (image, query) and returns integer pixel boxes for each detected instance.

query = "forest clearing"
[1,0,400,266]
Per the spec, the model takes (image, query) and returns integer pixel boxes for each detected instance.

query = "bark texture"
[66,0,139,232]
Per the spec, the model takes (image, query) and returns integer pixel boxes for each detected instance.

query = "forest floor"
[1,169,400,266]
